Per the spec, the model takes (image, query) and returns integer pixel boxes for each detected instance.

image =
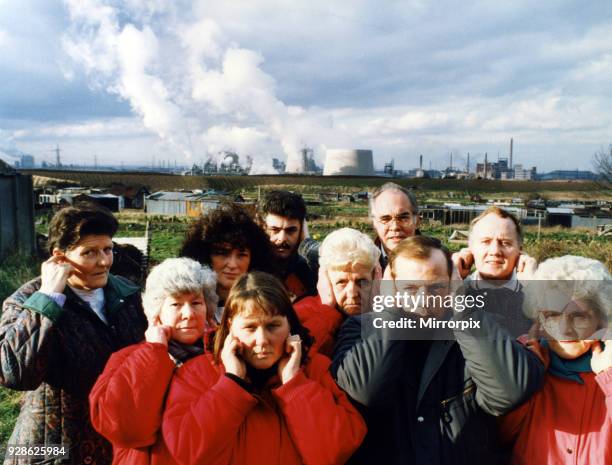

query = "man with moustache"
[369,182,420,270]
[259,190,317,302]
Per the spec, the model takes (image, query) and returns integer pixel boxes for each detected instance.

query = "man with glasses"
[369,182,420,269]
[258,190,317,302]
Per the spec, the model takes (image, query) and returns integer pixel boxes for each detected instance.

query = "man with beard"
[259,190,317,302]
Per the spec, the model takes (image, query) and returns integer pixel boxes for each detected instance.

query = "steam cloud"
[61,0,343,172]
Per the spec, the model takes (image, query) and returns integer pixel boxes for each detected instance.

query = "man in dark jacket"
[332,235,545,465]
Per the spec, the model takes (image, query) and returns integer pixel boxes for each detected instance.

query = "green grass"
[0,389,21,444]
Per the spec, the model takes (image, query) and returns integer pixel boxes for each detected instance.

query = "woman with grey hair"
[499,255,612,465]
[295,228,381,356]
[89,258,217,464]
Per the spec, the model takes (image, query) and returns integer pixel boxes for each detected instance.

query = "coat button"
[417,416,424,422]
[566,448,573,454]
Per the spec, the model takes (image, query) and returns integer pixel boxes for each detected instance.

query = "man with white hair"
[295,228,380,356]
[369,182,420,269]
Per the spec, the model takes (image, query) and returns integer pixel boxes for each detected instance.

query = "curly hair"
[180,203,274,274]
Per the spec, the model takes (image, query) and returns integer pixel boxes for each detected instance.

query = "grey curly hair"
[142,257,218,321]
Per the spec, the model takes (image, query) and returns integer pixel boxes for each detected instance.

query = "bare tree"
[593,144,612,185]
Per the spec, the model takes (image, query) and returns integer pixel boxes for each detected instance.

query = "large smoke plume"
[61,0,344,172]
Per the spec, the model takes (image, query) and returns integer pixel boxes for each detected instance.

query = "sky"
[1,0,612,172]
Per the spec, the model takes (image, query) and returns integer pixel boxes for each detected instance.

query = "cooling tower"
[323,149,375,176]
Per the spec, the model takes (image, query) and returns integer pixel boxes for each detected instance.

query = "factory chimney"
[467,153,470,173]
[509,138,513,169]
[419,154,423,170]
[484,152,488,180]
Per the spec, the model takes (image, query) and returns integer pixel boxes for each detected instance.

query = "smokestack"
[484,152,488,180]
[467,153,470,173]
[419,154,423,170]
[509,138,513,169]
[450,152,453,170]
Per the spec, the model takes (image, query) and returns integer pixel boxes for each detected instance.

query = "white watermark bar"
[362,279,611,340]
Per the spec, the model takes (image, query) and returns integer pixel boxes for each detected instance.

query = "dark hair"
[259,190,307,222]
[389,235,453,278]
[180,203,273,273]
[213,271,313,364]
[47,203,118,254]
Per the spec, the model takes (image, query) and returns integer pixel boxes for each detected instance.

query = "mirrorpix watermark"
[1,444,69,462]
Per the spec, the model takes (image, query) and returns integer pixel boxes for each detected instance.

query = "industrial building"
[0,160,36,260]
[323,149,375,176]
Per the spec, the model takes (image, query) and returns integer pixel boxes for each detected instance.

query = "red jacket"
[162,352,366,465]
[90,342,179,465]
[295,295,345,357]
[499,342,612,465]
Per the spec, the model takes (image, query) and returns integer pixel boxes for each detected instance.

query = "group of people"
[0,183,610,465]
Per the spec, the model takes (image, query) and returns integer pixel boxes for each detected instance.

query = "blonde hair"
[142,258,218,322]
[319,228,380,272]
[522,255,611,324]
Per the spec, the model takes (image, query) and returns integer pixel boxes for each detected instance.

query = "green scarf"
[541,339,595,384]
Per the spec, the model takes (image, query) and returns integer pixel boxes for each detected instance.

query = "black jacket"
[332,308,545,465]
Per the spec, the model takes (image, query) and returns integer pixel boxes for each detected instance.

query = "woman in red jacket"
[90,257,218,465]
[162,271,367,465]
[500,255,612,465]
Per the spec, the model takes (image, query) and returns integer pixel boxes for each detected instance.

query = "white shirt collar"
[68,286,108,324]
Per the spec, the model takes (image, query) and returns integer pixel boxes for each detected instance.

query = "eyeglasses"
[374,212,416,226]
[540,311,594,330]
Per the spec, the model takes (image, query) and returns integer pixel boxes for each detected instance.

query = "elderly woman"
[89,257,217,465]
[499,255,612,465]
[295,228,381,356]
[161,271,367,465]
[180,203,274,323]
[0,204,147,465]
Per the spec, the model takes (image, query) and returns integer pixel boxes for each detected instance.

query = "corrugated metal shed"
[145,191,223,217]
[0,165,36,260]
